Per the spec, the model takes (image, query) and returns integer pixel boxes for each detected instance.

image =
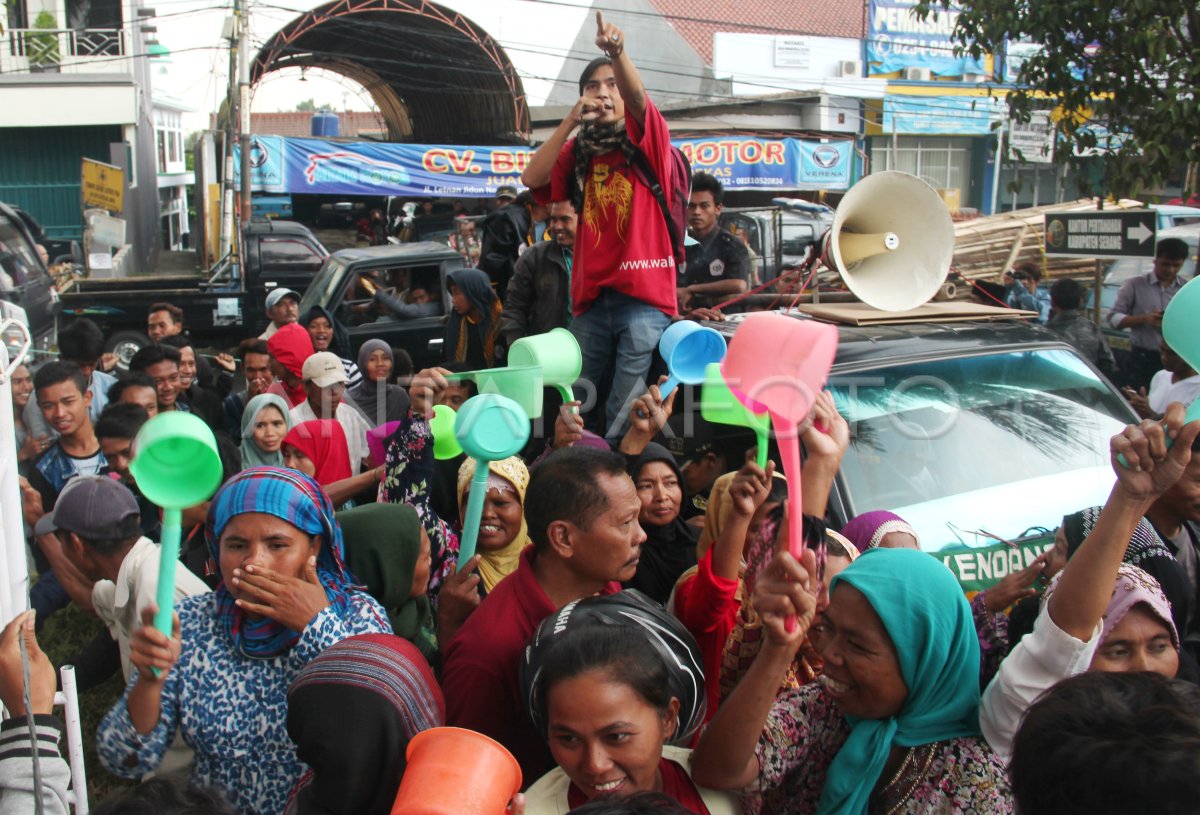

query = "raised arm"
[799,391,849,519]
[595,13,647,126]
[712,461,775,580]
[617,377,676,457]
[521,105,584,190]
[692,546,819,789]
[1051,404,1200,640]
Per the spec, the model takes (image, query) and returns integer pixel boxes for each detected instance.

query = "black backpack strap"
[628,148,681,253]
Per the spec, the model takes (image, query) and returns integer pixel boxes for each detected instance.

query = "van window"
[260,237,324,270]
[335,263,445,327]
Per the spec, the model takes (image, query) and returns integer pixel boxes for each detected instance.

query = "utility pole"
[218,1,240,263]
[239,10,252,227]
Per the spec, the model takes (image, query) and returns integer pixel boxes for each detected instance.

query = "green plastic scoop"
[508,327,582,403]
[453,394,531,569]
[1163,275,1200,429]
[446,365,544,419]
[430,404,463,460]
[701,362,771,468]
[129,412,223,642]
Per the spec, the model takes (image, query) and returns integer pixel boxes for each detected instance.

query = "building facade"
[0,0,160,273]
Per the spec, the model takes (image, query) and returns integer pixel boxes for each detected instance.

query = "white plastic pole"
[0,319,32,625]
[58,665,88,814]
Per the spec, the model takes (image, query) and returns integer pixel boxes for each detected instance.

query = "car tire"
[105,329,151,371]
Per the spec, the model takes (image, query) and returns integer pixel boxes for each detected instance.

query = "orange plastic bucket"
[390,727,522,815]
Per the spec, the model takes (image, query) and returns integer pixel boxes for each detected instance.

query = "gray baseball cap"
[34,476,141,540]
[264,288,300,313]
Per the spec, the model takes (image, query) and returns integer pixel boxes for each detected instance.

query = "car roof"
[1151,204,1200,219]
[331,242,462,262]
[244,219,318,237]
[709,311,1068,371]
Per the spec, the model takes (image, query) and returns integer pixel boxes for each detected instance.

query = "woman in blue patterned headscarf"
[98,467,391,815]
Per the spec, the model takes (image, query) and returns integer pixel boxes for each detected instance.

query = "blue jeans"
[570,289,671,441]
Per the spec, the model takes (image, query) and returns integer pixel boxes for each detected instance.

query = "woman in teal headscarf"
[240,393,294,468]
[337,503,438,664]
[692,547,1011,814]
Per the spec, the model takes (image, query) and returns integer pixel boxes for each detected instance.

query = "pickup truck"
[57,219,328,362]
[718,203,833,284]
[296,241,468,370]
[0,201,57,358]
[686,310,1136,590]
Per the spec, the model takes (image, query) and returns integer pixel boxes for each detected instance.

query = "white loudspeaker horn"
[824,171,955,312]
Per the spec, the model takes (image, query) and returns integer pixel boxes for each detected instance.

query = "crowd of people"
[6,11,1200,815]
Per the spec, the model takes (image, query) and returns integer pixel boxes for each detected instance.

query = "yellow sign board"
[81,158,124,213]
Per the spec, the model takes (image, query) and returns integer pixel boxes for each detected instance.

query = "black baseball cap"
[34,476,141,539]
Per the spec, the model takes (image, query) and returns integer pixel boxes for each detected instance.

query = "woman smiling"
[691,547,1010,814]
[521,593,738,815]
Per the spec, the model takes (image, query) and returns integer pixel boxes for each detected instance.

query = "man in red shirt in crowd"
[522,12,680,442]
[440,446,647,782]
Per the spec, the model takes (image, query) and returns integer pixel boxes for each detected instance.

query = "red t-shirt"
[440,547,622,784]
[671,549,740,721]
[534,97,679,317]
[566,758,711,814]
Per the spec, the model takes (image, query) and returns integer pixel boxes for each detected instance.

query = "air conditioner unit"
[962,72,985,83]
[837,60,862,78]
[903,67,932,81]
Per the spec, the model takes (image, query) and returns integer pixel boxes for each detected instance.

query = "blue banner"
[238,135,856,196]
[882,95,1002,136]
[675,137,854,191]
[867,0,985,77]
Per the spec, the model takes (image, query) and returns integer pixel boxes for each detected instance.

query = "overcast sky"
[152,0,596,132]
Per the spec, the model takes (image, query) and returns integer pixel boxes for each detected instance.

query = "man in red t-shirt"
[523,12,679,443]
[440,446,647,783]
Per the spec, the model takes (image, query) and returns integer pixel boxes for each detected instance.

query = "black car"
[297,241,468,370]
[690,311,1135,576]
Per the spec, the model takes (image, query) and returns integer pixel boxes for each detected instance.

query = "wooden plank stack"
[949,198,1144,283]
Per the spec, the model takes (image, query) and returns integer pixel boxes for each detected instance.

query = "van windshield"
[829,348,1131,552]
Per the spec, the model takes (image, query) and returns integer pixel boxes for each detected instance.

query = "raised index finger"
[596,10,604,32]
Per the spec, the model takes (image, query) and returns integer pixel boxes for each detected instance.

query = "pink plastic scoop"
[721,312,838,568]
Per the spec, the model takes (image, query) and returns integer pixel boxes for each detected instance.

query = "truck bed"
[62,274,205,294]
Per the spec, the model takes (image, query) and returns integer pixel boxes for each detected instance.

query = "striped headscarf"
[206,466,358,659]
[286,634,444,815]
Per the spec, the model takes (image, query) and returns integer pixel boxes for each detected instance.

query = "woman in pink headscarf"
[840,510,920,552]
[980,406,1200,759]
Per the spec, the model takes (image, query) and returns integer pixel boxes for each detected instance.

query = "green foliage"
[915,0,1200,198]
[295,99,334,113]
[27,10,60,67]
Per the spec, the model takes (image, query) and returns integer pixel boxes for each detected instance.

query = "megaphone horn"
[822,171,955,313]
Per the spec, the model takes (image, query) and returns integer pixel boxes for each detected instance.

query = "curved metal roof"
[252,0,530,144]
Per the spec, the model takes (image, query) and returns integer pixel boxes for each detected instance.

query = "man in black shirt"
[678,172,750,314]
